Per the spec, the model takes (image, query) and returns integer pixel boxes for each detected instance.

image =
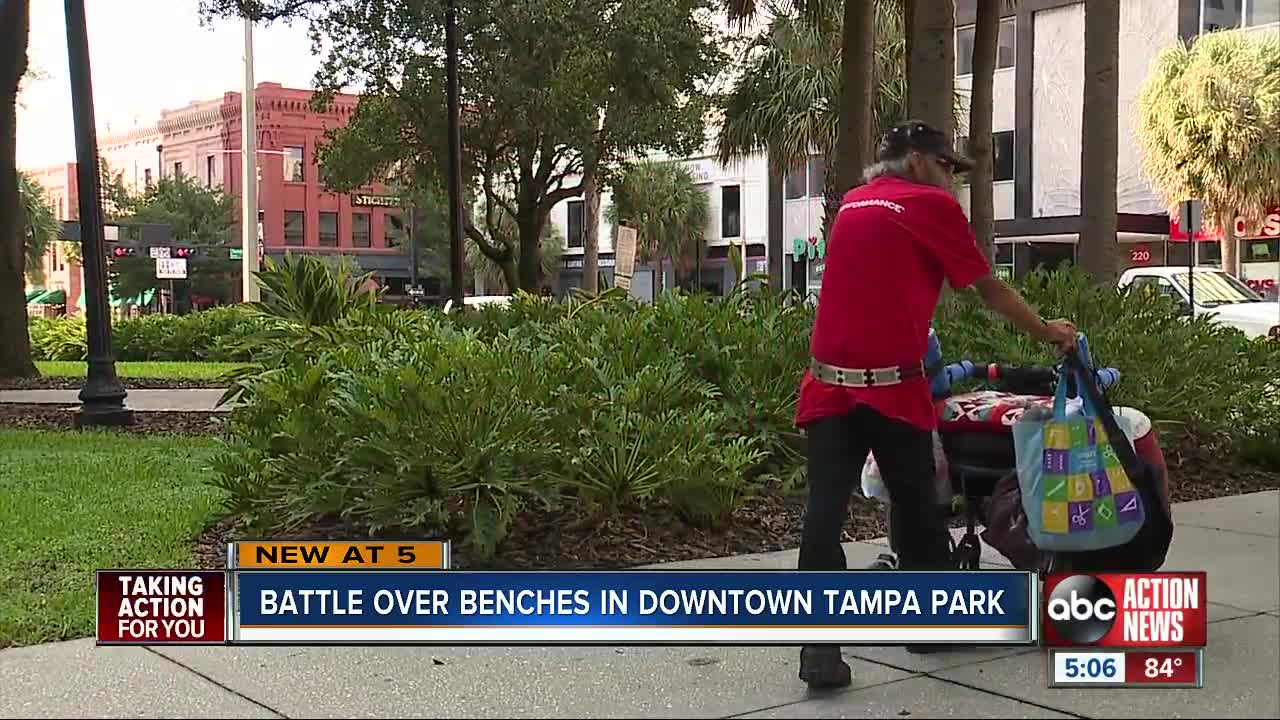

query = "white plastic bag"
[861,430,952,505]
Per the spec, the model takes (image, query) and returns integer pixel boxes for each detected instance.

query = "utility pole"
[65,0,132,426]
[445,0,466,309]
[241,15,261,302]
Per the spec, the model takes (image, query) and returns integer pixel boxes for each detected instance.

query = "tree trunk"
[1077,0,1120,284]
[968,0,999,263]
[1219,211,1239,276]
[582,170,600,293]
[906,0,956,139]
[0,0,36,378]
[515,211,544,291]
[834,0,876,196]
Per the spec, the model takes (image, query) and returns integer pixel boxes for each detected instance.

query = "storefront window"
[1241,238,1279,300]
[993,243,1014,281]
[1027,242,1075,275]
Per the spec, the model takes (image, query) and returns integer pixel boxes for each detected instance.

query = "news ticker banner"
[95,540,1208,653]
[98,541,1037,646]
[1049,649,1204,688]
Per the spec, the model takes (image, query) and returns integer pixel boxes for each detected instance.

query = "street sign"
[614,226,638,291]
[1180,199,1202,237]
[1181,199,1202,311]
[229,248,243,260]
[408,285,425,297]
[149,246,170,259]
[155,257,188,279]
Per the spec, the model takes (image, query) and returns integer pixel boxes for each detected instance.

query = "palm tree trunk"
[834,0,876,196]
[968,0,999,263]
[0,0,37,378]
[582,170,600,293]
[906,0,955,139]
[1078,0,1120,284]
[1219,211,1239,275]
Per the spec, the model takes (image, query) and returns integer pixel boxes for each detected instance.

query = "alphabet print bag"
[1011,363,1145,552]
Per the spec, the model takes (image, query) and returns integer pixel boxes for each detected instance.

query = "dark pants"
[799,405,952,574]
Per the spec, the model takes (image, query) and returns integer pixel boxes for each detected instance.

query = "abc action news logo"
[1043,573,1208,648]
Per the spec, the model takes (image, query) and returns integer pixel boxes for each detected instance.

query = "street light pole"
[445,0,466,309]
[241,15,261,302]
[64,0,131,427]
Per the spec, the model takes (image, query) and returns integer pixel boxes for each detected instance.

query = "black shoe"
[799,646,852,689]
[906,644,948,655]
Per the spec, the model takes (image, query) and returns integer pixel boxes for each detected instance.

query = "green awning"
[76,287,155,309]
[27,289,66,305]
[26,289,45,302]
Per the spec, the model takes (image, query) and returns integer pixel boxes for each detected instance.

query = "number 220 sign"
[1129,245,1152,264]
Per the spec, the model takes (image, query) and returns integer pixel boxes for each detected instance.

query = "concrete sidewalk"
[0,388,230,412]
[3,492,1276,719]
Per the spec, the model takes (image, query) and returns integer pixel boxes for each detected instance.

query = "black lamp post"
[65,0,132,427]
[445,0,465,309]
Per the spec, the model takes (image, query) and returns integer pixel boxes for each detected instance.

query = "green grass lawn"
[35,361,245,381]
[0,430,224,648]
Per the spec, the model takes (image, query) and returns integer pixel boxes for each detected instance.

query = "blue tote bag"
[1010,356,1146,553]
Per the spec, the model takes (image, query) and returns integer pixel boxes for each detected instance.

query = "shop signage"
[1129,243,1154,265]
[687,162,713,183]
[562,257,616,270]
[1169,206,1280,241]
[614,227,638,290]
[351,194,401,208]
[792,236,825,260]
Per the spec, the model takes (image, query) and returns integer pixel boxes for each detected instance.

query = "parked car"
[1118,266,1280,340]
[441,295,513,313]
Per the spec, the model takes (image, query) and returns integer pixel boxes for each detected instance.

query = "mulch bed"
[2,400,1274,571]
[192,489,886,572]
[0,403,227,436]
[0,377,222,390]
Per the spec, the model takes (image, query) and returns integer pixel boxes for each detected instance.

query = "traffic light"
[174,247,196,258]
[110,245,136,258]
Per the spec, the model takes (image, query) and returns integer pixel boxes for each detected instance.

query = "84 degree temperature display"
[1125,651,1201,687]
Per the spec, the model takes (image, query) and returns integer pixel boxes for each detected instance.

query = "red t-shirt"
[795,175,991,431]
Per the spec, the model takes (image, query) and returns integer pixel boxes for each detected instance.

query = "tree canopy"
[1135,30,1280,252]
[201,0,726,293]
[107,174,239,307]
[605,160,709,294]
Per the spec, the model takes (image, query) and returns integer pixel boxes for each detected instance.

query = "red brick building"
[24,82,425,311]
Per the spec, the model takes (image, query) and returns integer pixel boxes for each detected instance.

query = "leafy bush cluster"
[203,258,1279,560]
[934,269,1280,465]
[209,259,809,559]
[28,306,264,363]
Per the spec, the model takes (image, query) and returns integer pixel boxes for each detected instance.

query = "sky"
[17,0,323,170]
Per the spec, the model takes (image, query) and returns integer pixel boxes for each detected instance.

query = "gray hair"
[862,156,914,183]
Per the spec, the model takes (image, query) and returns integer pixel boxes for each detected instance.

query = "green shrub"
[934,268,1280,449]
[203,263,1276,561]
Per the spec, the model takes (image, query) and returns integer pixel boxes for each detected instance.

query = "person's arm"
[921,192,1077,350]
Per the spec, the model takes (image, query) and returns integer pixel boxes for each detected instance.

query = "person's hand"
[1040,319,1077,352]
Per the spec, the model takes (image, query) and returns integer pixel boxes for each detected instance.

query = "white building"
[547,141,770,300]
[547,0,1280,299]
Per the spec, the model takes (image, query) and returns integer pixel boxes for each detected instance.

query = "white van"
[1117,266,1279,340]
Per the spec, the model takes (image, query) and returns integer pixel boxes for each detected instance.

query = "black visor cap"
[877,120,973,174]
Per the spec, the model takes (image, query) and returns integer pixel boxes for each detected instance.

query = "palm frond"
[1134,30,1280,232]
[19,172,59,287]
[715,0,912,172]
